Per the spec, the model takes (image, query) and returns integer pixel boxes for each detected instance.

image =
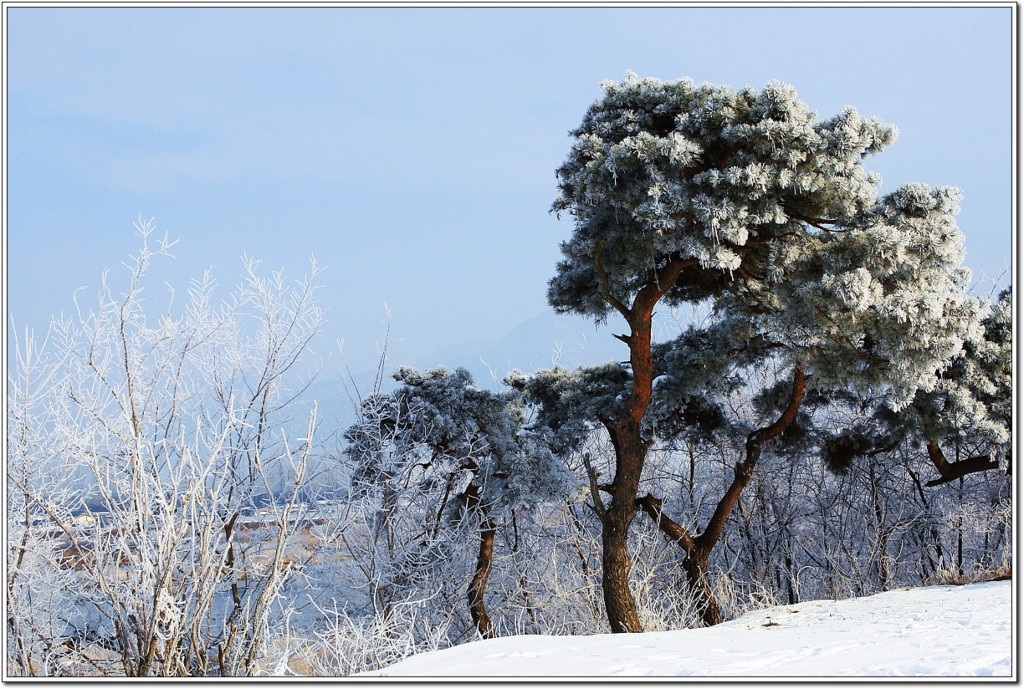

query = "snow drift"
[361,580,1012,677]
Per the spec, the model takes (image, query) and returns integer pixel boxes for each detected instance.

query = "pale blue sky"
[6,6,1013,375]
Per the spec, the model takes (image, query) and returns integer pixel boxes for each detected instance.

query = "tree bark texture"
[682,553,722,627]
[601,412,650,634]
[461,472,496,640]
[600,500,642,633]
[468,520,496,639]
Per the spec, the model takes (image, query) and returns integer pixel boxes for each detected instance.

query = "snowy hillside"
[361,580,1012,677]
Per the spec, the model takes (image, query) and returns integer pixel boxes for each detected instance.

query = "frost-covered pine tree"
[344,366,573,638]
[547,73,987,633]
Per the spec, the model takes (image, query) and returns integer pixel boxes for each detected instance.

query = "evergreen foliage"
[550,72,987,409]
[822,287,1012,480]
[346,366,574,516]
[549,73,895,320]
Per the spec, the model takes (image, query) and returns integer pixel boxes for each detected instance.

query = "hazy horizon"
[6,6,1013,378]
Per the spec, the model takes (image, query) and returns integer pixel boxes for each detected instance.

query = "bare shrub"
[7,219,324,676]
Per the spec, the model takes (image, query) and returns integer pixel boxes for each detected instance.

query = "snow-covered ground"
[361,580,1013,678]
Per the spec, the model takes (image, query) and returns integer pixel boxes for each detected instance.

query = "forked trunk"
[634,366,806,628]
[590,253,695,634]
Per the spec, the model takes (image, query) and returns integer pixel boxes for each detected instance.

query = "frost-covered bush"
[6,220,324,676]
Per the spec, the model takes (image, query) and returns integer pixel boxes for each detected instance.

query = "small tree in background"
[546,73,988,632]
[343,366,574,639]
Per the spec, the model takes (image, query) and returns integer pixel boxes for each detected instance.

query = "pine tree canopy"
[549,73,990,411]
[346,366,574,515]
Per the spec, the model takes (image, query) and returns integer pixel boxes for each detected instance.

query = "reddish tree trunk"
[593,256,695,634]
[598,301,653,634]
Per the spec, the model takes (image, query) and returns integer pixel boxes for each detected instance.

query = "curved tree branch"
[695,365,805,554]
[634,493,696,552]
[924,440,1001,487]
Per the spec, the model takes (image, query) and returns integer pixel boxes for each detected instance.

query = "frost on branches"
[6,220,325,676]
[823,287,1012,486]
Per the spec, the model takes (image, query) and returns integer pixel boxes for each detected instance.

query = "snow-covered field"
[361,580,1012,678]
